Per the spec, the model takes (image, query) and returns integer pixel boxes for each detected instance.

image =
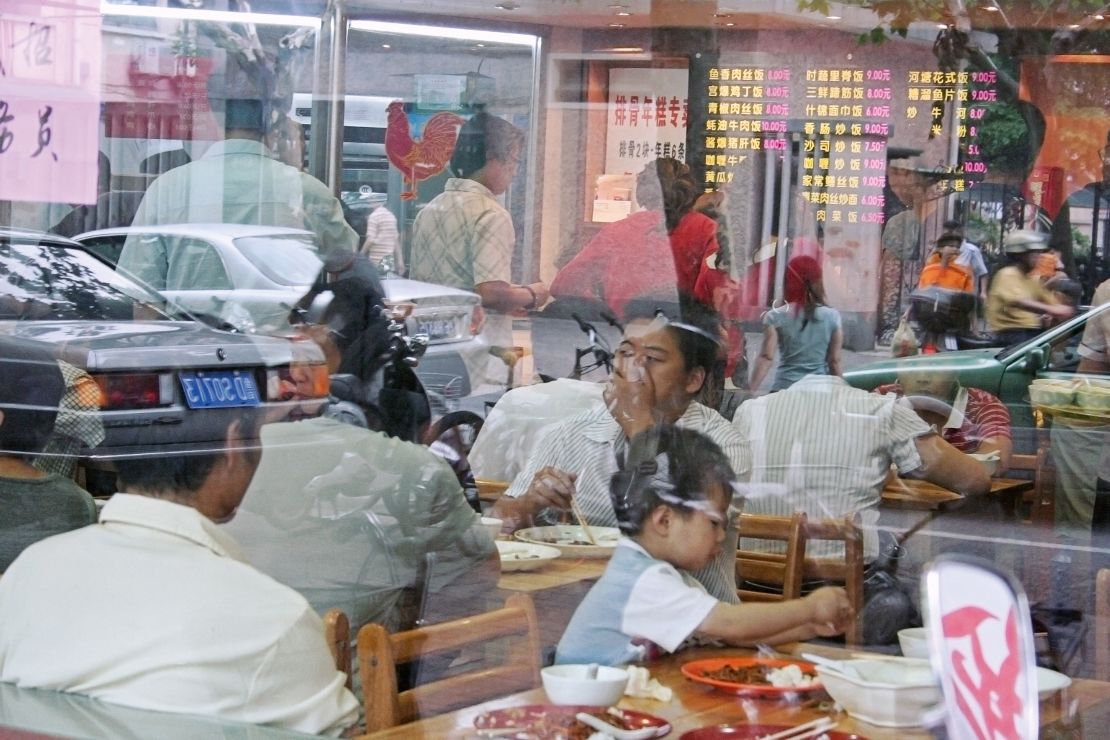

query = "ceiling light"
[495,0,519,9]
[99,0,318,26]
[351,19,537,46]
[826,15,842,20]
[1094,14,1106,20]
[725,22,736,26]
[937,23,949,29]
[982,5,1000,11]
[602,46,644,53]
[616,10,631,16]
[381,43,391,48]
[477,42,486,46]
[609,23,625,28]
[1069,23,1081,29]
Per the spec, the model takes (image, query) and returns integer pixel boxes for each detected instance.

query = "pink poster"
[0,0,101,204]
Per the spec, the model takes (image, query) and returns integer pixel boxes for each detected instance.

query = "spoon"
[576,712,660,740]
[800,652,863,679]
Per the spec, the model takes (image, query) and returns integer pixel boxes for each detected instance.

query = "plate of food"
[680,724,866,739]
[514,525,621,558]
[496,541,561,572]
[474,704,671,739]
[680,658,822,697]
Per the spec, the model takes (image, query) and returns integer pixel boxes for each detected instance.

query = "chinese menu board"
[702,62,998,225]
[0,0,101,205]
[604,67,689,176]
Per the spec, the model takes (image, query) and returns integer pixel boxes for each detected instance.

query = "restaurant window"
[0,1,1108,736]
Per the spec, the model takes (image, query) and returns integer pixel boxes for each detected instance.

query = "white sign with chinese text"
[604,67,688,177]
[0,0,101,204]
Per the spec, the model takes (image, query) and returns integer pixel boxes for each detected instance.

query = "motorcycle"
[908,287,996,353]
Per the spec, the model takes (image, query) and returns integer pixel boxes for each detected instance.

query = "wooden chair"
[1097,568,1110,681]
[322,608,352,690]
[735,512,807,603]
[1008,447,1055,525]
[802,515,865,646]
[357,593,542,733]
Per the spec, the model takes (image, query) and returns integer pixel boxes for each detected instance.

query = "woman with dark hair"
[549,158,718,319]
[748,255,843,392]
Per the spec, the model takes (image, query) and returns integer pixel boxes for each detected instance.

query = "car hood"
[381,277,480,305]
[0,320,316,371]
[843,348,1003,389]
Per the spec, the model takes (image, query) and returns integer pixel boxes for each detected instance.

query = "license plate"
[418,317,458,340]
[180,370,261,409]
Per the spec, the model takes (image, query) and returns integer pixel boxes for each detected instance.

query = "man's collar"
[202,138,273,159]
[445,177,496,199]
[791,374,848,389]
[583,402,705,444]
[99,493,248,562]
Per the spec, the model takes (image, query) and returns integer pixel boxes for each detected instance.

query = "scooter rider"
[987,230,1075,346]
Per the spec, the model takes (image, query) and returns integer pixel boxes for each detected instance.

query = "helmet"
[1004,229,1049,254]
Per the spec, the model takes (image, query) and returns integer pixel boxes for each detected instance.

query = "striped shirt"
[505,402,747,603]
[733,375,931,559]
[874,383,1011,453]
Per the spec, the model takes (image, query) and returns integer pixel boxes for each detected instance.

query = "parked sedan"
[0,227,328,462]
[74,224,487,399]
[843,304,1110,442]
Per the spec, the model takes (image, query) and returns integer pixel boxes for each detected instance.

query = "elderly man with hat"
[987,229,1075,346]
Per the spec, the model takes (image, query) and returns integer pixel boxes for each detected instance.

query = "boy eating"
[556,427,849,666]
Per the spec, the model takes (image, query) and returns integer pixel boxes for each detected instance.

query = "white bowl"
[817,659,940,728]
[968,452,1000,477]
[1036,667,1072,700]
[541,664,629,706]
[898,627,929,659]
[495,540,561,572]
[479,517,504,540]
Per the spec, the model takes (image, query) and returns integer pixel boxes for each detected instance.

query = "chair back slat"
[802,515,864,646]
[736,512,806,603]
[357,593,542,733]
[322,608,352,691]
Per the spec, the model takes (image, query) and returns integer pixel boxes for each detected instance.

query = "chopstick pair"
[569,496,599,545]
[757,717,838,740]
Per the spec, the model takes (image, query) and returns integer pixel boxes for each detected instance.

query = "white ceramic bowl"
[817,659,940,728]
[898,627,929,659]
[541,664,629,706]
[495,540,561,572]
[479,517,504,540]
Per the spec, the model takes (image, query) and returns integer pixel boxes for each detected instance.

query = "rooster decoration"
[385,101,465,200]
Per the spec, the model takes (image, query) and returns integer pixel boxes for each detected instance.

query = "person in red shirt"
[550,158,717,319]
[918,232,974,293]
[874,369,1012,474]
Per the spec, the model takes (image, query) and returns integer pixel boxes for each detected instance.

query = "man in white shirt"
[490,302,746,603]
[0,410,359,737]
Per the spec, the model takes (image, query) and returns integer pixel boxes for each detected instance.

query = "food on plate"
[698,662,817,688]
[475,706,652,740]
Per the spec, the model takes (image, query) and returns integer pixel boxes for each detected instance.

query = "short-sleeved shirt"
[918,261,973,293]
[556,539,719,666]
[362,205,400,267]
[118,139,357,291]
[874,383,1011,453]
[958,241,989,279]
[0,474,97,572]
[410,178,514,345]
[503,402,747,604]
[733,375,932,559]
[987,265,1055,331]
[764,305,841,391]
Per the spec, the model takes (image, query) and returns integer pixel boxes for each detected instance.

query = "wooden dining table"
[880,476,1033,512]
[361,643,1110,739]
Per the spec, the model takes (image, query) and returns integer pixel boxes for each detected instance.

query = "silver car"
[0,227,328,462]
[73,224,487,399]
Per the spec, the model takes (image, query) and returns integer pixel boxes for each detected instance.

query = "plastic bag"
[892,318,919,358]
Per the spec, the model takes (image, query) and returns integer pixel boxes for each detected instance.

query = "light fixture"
[1094,14,1106,20]
[609,23,625,28]
[1069,23,1081,29]
[477,42,486,46]
[826,15,842,20]
[381,43,391,48]
[725,22,736,26]
[616,10,631,16]
[936,23,949,29]
[982,5,1000,11]
[351,19,537,46]
[99,0,319,27]
[601,46,645,53]
[495,0,519,10]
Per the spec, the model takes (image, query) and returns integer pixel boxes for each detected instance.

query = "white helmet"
[1003,229,1049,254]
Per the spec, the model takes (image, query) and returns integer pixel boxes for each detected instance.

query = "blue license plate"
[180,370,261,409]
[418,318,457,339]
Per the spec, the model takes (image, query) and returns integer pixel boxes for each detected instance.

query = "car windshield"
[0,239,167,321]
[234,234,322,286]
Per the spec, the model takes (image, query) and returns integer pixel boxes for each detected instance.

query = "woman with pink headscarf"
[748,255,843,392]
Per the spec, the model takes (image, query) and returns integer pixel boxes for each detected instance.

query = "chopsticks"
[757,717,838,740]
[569,497,599,545]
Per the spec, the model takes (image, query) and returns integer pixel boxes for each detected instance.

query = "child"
[555,427,849,667]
